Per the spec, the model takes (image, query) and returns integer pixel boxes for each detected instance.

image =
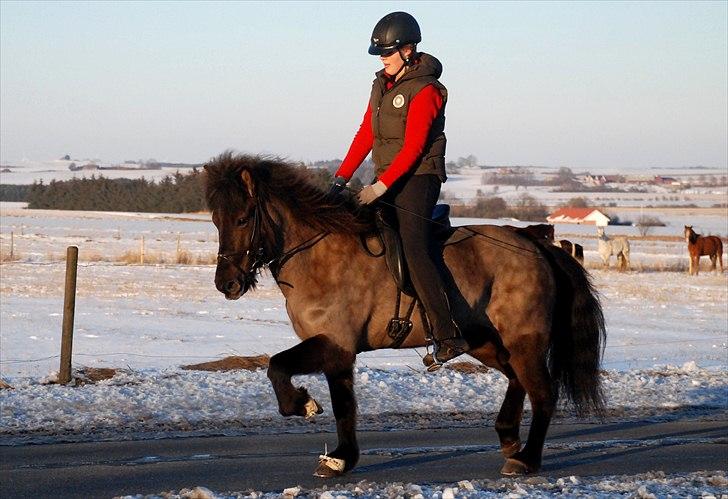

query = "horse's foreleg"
[267,335,348,419]
[314,366,359,478]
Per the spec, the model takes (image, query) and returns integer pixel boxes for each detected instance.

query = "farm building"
[546,207,611,226]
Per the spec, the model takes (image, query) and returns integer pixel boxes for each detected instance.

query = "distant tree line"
[12,165,366,213]
[25,172,207,212]
[451,194,548,222]
[0,184,32,202]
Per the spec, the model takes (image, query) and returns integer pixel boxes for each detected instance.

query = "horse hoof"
[313,455,346,478]
[423,353,442,372]
[501,458,534,476]
[304,398,323,420]
[501,440,521,458]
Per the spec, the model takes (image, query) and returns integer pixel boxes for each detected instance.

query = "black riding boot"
[388,174,470,372]
[424,292,469,371]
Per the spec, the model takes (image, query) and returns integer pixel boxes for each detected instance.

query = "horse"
[558,239,584,266]
[204,153,605,478]
[503,223,555,243]
[596,227,630,270]
[684,225,724,275]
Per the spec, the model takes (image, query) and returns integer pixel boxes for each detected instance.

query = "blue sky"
[1,1,726,169]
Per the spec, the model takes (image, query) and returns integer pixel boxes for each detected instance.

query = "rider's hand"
[357,180,388,205]
[328,176,347,197]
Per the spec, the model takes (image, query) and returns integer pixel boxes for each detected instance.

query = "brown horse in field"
[204,153,605,478]
[684,225,724,275]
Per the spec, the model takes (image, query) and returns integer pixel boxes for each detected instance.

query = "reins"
[217,181,542,286]
[343,187,542,257]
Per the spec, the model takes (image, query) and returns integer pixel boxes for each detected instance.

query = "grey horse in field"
[597,227,630,270]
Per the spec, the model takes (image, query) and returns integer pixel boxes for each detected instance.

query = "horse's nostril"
[225,280,240,293]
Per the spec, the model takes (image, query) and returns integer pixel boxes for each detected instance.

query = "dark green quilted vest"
[369,53,448,182]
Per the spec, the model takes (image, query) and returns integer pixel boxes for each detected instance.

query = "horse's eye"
[237,217,249,227]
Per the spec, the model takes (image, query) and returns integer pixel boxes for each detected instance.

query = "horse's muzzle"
[220,278,243,300]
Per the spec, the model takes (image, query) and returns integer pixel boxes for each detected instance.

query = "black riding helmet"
[368,11,421,56]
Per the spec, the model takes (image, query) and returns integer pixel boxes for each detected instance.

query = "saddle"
[375,203,455,297]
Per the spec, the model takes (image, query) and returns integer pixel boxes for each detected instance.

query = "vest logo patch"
[392,94,405,109]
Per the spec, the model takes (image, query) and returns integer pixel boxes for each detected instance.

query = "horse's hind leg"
[500,348,556,475]
[314,366,359,477]
[469,345,525,458]
[496,375,526,458]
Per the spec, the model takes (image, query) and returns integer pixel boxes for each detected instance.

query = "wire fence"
[2,336,724,371]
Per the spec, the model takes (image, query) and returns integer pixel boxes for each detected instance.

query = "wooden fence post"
[140,236,145,265]
[59,246,78,385]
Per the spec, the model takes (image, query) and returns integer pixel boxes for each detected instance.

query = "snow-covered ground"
[119,471,728,499]
[1,205,726,497]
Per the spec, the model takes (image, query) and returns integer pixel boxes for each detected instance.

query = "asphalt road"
[2,419,726,498]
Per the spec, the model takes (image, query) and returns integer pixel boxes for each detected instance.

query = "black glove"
[328,176,347,197]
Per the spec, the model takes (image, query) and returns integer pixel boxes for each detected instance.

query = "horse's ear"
[240,170,255,198]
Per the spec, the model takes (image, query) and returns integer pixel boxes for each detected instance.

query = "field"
[1,195,726,497]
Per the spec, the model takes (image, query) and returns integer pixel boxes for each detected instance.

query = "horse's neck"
[688,232,699,244]
[272,202,320,247]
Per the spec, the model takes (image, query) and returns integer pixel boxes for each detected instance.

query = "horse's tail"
[537,243,606,416]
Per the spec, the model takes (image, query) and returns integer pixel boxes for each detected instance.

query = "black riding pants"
[383,174,458,341]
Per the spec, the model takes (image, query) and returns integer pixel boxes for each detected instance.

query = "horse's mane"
[204,152,374,235]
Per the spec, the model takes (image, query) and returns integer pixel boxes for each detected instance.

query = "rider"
[330,11,469,369]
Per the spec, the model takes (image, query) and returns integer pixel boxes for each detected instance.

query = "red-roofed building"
[547,208,610,226]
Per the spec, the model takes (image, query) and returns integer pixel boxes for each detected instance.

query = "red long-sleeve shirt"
[336,83,444,188]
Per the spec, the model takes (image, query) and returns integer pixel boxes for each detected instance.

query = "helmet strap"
[398,44,418,67]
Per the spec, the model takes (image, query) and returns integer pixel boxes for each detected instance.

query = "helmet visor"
[368,42,399,56]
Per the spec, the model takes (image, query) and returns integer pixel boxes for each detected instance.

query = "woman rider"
[330,11,469,369]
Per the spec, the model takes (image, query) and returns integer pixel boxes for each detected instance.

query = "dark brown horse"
[684,225,724,275]
[558,239,585,266]
[204,153,605,478]
[503,223,555,243]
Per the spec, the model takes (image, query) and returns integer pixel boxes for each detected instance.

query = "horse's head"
[203,152,375,299]
[684,225,694,243]
[205,156,270,300]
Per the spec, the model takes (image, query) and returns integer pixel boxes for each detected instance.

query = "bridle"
[216,196,328,285]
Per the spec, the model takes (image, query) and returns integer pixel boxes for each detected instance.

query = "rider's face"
[380,46,412,76]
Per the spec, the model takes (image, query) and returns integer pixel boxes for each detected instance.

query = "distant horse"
[597,227,630,270]
[684,225,723,275]
[204,153,605,478]
[503,223,555,243]
[558,240,584,265]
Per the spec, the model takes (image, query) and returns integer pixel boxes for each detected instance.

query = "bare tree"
[635,215,665,237]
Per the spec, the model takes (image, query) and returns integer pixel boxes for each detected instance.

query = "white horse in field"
[597,227,630,270]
